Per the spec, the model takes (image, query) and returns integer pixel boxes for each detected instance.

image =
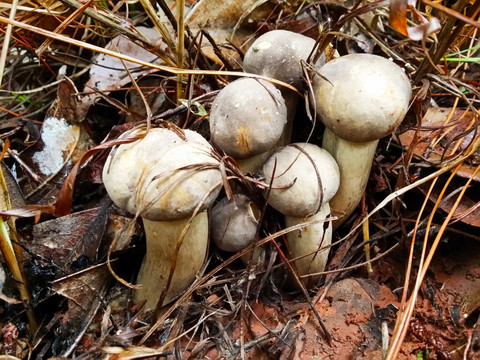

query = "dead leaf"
[186,0,274,65]
[398,107,480,182]
[83,26,164,107]
[30,206,108,269]
[50,263,113,357]
[389,0,408,36]
[418,178,480,228]
[407,17,441,41]
[46,77,84,125]
[18,113,93,206]
[0,264,21,304]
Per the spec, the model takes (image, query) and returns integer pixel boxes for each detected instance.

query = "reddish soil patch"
[189,241,480,360]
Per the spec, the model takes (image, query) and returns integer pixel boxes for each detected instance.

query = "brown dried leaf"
[30,207,108,268]
[46,77,84,125]
[398,107,480,182]
[186,0,274,64]
[389,0,408,36]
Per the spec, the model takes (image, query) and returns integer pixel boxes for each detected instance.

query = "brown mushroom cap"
[209,78,287,159]
[102,127,222,221]
[312,54,411,143]
[263,143,340,217]
[243,30,325,89]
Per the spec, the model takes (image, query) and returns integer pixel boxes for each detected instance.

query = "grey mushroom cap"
[243,30,325,89]
[263,143,340,217]
[312,54,412,143]
[209,78,287,159]
[210,194,260,252]
[102,127,222,221]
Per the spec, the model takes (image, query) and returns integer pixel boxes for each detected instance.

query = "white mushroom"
[102,127,222,310]
[209,78,287,172]
[210,194,260,252]
[312,54,411,227]
[243,29,326,145]
[263,143,340,287]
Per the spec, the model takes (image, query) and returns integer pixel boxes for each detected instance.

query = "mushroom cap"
[103,127,222,221]
[210,194,260,252]
[263,143,340,217]
[209,78,287,159]
[312,54,411,143]
[243,30,325,89]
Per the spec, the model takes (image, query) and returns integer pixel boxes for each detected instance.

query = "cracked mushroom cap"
[243,29,325,89]
[312,54,412,143]
[209,78,287,159]
[263,143,340,217]
[102,127,222,221]
[210,194,260,252]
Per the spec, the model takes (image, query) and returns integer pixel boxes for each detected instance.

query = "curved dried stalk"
[0,0,19,86]
[386,162,480,359]
[0,166,37,332]
[0,16,299,94]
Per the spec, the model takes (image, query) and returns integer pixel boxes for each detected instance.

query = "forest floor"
[0,1,479,359]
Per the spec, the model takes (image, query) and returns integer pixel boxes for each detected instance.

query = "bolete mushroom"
[311,54,411,227]
[263,143,340,287]
[243,29,326,145]
[209,77,287,172]
[102,127,222,311]
[210,194,260,252]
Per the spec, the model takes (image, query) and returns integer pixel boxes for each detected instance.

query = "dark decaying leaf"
[46,77,85,126]
[1,163,26,209]
[30,206,108,269]
[50,263,113,357]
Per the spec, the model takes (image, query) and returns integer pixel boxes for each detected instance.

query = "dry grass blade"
[0,15,299,94]
[176,0,185,103]
[138,0,176,55]
[387,163,480,359]
[0,0,18,86]
[0,166,38,332]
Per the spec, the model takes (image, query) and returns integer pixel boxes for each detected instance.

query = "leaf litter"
[0,0,479,359]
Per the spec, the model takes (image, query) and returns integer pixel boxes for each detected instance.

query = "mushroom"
[102,127,222,311]
[311,54,411,227]
[210,194,260,252]
[209,78,287,172]
[263,143,340,287]
[243,30,326,145]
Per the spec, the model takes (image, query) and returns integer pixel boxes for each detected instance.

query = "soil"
[168,240,480,360]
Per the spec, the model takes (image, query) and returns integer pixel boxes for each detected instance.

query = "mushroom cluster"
[101,30,412,311]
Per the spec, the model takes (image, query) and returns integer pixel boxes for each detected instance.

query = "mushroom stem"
[285,203,332,288]
[322,128,378,228]
[236,151,275,173]
[136,211,208,310]
[278,88,298,147]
